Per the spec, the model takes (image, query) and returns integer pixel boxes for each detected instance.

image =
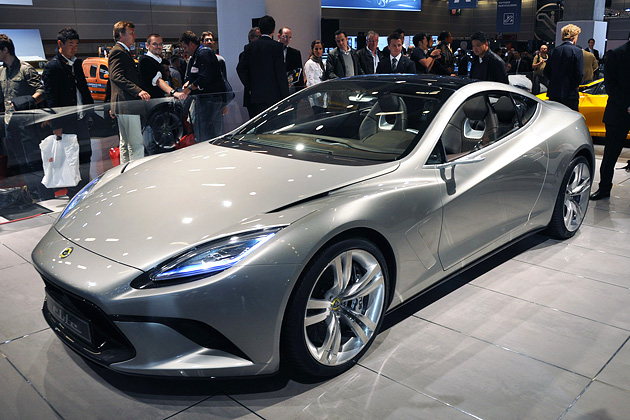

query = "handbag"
[222,74,235,106]
[109,147,120,166]
[40,134,81,188]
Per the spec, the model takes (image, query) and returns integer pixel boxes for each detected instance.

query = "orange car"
[82,57,109,101]
[537,78,630,140]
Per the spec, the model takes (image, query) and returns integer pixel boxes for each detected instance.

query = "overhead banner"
[322,0,421,11]
[449,0,477,9]
[496,0,522,33]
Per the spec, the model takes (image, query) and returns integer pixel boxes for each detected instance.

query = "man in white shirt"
[357,30,383,74]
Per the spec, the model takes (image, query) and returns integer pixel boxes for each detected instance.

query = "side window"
[426,140,446,165]
[89,65,97,78]
[99,65,109,80]
[595,81,606,95]
[511,94,538,126]
[441,93,511,161]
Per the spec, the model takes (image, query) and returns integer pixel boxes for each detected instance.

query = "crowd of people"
[1,16,629,203]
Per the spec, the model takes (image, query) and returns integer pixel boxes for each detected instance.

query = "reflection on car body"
[82,57,109,101]
[32,75,594,380]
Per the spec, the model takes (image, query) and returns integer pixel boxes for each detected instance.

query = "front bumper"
[33,227,302,377]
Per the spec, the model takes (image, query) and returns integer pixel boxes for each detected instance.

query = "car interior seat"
[462,95,498,150]
[493,96,518,139]
[359,95,408,141]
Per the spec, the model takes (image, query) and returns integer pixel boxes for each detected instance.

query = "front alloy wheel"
[283,239,388,378]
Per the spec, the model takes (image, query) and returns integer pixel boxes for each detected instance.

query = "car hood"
[55,143,398,270]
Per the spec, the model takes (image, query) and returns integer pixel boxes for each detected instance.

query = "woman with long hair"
[304,40,325,87]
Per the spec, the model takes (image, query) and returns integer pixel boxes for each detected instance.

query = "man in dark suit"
[238,27,260,116]
[42,27,94,197]
[507,50,532,74]
[109,21,150,164]
[277,27,304,92]
[585,38,600,61]
[590,33,630,200]
[376,32,416,74]
[357,31,383,75]
[325,30,364,80]
[544,24,584,111]
[237,15,289,119]
[180,30,226,141]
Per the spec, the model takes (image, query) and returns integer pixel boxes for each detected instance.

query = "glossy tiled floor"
[1,151,630,420]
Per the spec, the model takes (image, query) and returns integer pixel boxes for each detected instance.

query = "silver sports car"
[32,75,594,379]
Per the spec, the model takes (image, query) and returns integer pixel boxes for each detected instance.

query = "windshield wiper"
[315,138,350,148]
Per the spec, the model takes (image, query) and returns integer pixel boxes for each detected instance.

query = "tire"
[282,238,388,379]
[547,156,591,239]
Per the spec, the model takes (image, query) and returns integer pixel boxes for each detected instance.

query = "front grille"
[41,277,136,366]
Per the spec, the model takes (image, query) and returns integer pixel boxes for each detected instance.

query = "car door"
[435,92,547,270]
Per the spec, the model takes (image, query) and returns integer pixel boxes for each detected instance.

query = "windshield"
[215,79,454,166]
[580,79,605,95]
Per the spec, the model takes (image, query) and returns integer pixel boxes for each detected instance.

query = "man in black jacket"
[180,30,226,141]
[42,27,94,197]
[237,15,289,118]
[590,33,630,200]
[325,30,364,80]
[470,31,508,84]
[376,32,416,74]
[278,27,304,92]
[544,24,583,111]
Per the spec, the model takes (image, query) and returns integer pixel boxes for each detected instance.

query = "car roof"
[344,74,475,91]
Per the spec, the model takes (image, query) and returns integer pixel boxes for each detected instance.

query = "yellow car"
[537,78,630,140]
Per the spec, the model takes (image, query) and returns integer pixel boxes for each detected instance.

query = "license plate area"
[46,293,93,345]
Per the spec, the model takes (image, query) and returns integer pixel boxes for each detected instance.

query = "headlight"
[150,228,282,283]
[58,174,104,220]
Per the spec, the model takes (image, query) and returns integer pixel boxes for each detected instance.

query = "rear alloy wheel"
[548,156,591,239]
[282,239,388,379]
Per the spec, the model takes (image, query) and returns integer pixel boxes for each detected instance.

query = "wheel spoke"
[330,252,352,296]
[342,306,377,333]
[568,199,584,223]
[342,270,383,302]
[304,299,331,327]
[340,312,369,344]
[318,314,341,363]
[569,176,591,196]
[307,298,331,311]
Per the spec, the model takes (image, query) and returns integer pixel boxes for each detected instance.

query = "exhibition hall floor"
[1,151,630,419]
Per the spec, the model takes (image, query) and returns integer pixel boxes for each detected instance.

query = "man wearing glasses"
[277,27,304,91]
[139,33,186,100]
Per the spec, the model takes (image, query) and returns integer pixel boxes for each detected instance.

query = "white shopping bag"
[40,134,81,188]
